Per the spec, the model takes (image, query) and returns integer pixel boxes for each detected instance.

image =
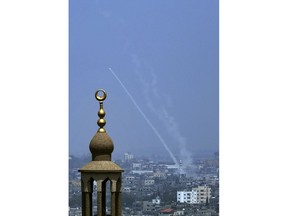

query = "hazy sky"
[69,0,219,160]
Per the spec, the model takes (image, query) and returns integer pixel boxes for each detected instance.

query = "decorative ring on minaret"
[95,89,107,102]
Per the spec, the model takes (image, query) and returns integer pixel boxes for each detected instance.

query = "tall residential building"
[177,190,197,204]
[194,186,212,204]
[124,152,134,161]
[177,186,211,204]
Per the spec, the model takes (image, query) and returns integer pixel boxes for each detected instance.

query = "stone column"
[111,192,116,216]
[97,180,107,216]
[82,192,92,216]
[81,177,93,216]
[115,177,122,216]
[110,180,117,216]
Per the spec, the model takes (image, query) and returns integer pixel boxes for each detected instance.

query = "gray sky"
[69,0,219,160]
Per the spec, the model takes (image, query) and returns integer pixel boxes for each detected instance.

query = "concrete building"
[124,152,134,162]
[131,170,153,175]
[177,190,197,204]
[194,186,211,204]
[122,187,131,192]
[144,179,155,186]
[174,210,185,215]
[177,186,211,204]
[132,162,142,170]
[142,201,156,212]
[153,172,166,179]
[152,196,161,205]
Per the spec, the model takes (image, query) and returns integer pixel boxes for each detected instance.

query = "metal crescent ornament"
[95,89,107,101]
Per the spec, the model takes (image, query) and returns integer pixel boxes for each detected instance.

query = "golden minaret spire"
[95,89,107,133]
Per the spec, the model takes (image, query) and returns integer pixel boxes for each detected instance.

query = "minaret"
[79,89,124,216]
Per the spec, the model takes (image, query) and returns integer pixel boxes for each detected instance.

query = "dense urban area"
[69,152,219,216]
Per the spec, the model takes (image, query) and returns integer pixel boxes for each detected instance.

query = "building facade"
[124,152,134,161]
[195,186,211,204]
[177,186,211,204]
[177,190,197,204]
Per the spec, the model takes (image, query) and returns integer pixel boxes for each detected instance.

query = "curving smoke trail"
[109,67,179,167]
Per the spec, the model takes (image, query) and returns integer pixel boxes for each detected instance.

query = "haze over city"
[69,0,219,161]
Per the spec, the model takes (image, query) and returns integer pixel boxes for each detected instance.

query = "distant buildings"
[144,179,155,186]
[153,172,166,179]
[70,151,219,216]
[195,186,212,204]
[124,152,134,162]
[143,200,156,212]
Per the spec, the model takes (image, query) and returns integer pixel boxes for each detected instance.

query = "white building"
[174,210,184,215]
[122,187,131,192]
[144,179,155,186]
[132,162,141,170]
[125,176,135,181]
[124,152,134,161]
[131,170,153,175]
[152,196,161,205]
[177,190,197,204]
[177,186,211,204]
[153,172,166,178]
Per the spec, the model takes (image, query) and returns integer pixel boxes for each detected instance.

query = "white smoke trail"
[129,54,193,173]
[144,79,193,170]
[109,67,179,167]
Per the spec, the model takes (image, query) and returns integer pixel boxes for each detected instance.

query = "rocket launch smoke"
[109,68,180,167]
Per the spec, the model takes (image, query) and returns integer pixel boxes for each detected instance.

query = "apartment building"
[177,190,197,204]
[177,186,211,204]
